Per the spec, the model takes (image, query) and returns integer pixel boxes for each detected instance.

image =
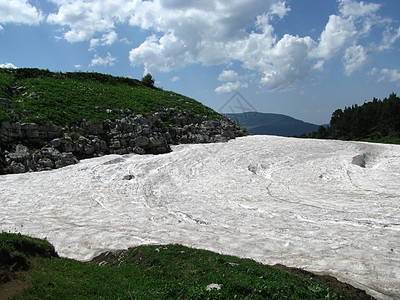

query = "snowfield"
[1,136,399,299]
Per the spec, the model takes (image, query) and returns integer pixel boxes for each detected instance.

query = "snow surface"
[1,136,400,299]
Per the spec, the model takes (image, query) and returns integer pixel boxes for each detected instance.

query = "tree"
[141,73,155,88]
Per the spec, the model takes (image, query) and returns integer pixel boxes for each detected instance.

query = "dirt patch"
[0,266,31,300]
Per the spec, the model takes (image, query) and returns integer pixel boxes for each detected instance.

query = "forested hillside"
[309,93,400,144]
[226,112,320,137]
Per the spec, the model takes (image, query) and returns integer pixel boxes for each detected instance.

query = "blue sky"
[1,0,399,124]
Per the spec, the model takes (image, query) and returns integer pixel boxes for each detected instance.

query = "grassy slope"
[0,68,220,125]
[0,233,372,299]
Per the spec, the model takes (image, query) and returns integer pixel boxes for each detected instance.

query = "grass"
[0,68,220,125]
[0,233,373,299]
[360,136,400,145]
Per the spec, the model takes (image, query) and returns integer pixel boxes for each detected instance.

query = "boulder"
[9,161,26,174]
[134,136,150,148]
[21,123,39,139]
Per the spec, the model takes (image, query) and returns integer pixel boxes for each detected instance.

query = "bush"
[141,73,155,88]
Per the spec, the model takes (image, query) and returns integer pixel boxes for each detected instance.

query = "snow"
[1,135,399,299]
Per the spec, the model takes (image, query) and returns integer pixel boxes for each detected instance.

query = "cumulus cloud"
[129,33,194,74]
[269,1,290,19]
[338,0,380,18]
[0,0,43,27]
[216,70,247,94]
[259,34,315,91]
[89,31,118,50]
[0,62,17,69]
[171,76,180,82]
[215,81,248,94]
[312,15,357,60]
[47,0,128,42]
[343,45,368,75]
[379,68,400,83]
[89,52,116,67]
[379,26,400,51]
[218,70,239,82]
[45,0,392,92]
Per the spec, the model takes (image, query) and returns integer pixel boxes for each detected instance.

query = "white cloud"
[343,45,368,75]
[0,62,17,69]
[379,26,400,51]
[0,0,43,27]
[45,0,396,92]
[89,52,116,67]
[259,34,316,91]
[312,15,356,60]
[339,0,380,18]
[313,60,324,71]
[379,68,400,83]
[218,70,239,82]
[47,0,128,42]
[171,76,180,82]
[215,81,248,94]
[368,67,377,76]
[129,33,194,74]
[90,31,118,50]
[269,1,290,19]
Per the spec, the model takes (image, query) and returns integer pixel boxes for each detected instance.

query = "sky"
[0,0,400,124]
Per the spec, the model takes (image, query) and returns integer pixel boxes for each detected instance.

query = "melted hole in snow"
[248,163,267,175]
[352,154,367,168]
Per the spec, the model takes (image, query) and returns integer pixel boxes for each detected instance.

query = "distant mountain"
[225,112,320,137]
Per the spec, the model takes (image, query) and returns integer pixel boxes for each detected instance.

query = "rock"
[81,121,104,135]
[110,140,121,150]
[9,161,26,174]
[27,92,38,99]
[84,145,95,155]
[0,108,249,174]
[41,147,62,160]
[133,146,146,154]
[60,141,76,153]
[62,152,79,166]
[37,158,54,170]
[50,138,61,148]
[206,284,222,291]
[134,136,150,148]
[7,144,30,162]
[123,174,134,180]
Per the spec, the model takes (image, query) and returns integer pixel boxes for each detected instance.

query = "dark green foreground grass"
[0,232,373,299]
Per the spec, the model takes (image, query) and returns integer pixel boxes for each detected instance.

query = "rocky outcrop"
[1,108,248,174]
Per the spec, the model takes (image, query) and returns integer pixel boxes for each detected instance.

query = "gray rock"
[9,161,26,174]
[134,136,150,148]
[21,123,39,139]
[8,144,30,161]
[50,138,61,148]
[133,146,146,154]
[62,152,79,166]
[123,174,134,180]
[81,121,104,135]
[38,158,54,170]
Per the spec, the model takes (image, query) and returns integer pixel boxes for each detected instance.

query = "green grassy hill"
[225,112,321,137]
[0,68,220,125]
[0,232,372,299]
